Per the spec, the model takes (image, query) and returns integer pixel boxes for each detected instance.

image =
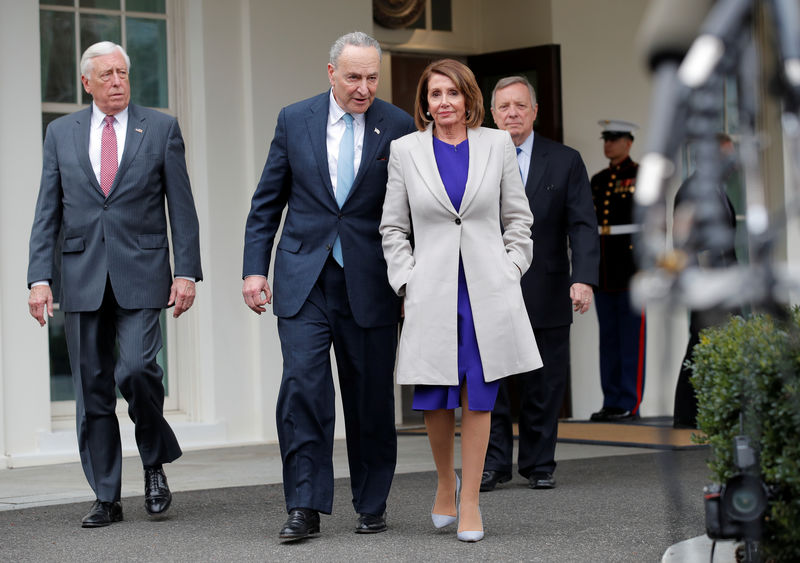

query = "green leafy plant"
[691,309,800,561]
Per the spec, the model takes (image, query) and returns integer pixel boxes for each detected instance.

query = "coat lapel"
[346,106,384,204]
[305,94,335,201]
[409,125,456,214]
[73,107,101,194]
[526,134,548,201]
[108,104,145,198]
[459,127,490,213]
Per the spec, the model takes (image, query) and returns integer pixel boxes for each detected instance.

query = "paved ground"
[0,444,730,562]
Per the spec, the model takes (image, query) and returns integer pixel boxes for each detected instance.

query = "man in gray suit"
[27,41,202,528]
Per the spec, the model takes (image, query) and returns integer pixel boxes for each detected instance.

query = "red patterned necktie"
[100,114,117,196]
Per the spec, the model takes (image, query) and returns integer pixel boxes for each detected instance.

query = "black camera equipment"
[704,434,769,559]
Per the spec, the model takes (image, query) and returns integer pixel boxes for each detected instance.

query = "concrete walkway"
[0,435,740,561]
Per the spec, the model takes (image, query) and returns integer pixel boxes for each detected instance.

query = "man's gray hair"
[491,76,537,109]
[329,31,381,67]
[80,41,130,78]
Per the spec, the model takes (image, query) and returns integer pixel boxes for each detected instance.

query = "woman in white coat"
[380,59,542,542]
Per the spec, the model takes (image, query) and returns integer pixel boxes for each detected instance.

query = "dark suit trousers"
[486,325,570,477]
[64,279,181,503]
[595,289,646,413]
[276,257,398,516]
[674,308,731,427]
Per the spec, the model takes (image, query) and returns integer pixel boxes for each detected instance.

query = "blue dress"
[411,137,500,412]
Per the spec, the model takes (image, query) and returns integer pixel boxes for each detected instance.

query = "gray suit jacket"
[28,104,202,312]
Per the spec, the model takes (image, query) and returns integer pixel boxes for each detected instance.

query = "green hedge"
[691,310,800,561]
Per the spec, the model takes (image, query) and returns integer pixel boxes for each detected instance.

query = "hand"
[242,275,272,315]
[570,282,593,315]
[168,278,196,318]
[29,285,54,326]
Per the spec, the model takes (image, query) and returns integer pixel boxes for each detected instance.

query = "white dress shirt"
[326,89,365,198]
[89,102,128,185]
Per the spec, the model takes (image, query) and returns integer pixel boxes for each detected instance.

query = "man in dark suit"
[27,42,202,527]
[481,76,599,492]
[242,31,415,540]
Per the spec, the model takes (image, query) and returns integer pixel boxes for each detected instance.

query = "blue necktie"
[332,113,354,266]
[516,146,525,182]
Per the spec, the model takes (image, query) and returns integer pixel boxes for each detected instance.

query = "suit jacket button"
[454,218,461,225]
[103,204,108,209]
[338,212,343,219]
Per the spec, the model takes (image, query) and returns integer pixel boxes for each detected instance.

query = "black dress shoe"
[355,512,387,534]
[279,508,320,541]
[81,499,123,528]
[590,407,639,422]
[529,472,556,489]
[144,467,172,516]
[480,470,512,492]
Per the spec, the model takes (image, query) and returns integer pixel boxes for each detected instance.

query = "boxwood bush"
[690,310,800,561]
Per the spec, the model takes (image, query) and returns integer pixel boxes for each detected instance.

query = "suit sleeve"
[27,124,64,288]
[499,133,534,274]
[242,107,292,278]
[164,118,203,281]
[379,140,414,296]
[565,150,600,286]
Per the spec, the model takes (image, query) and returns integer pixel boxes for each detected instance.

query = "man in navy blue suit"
[242,31,414,540]
[481,76,599,492]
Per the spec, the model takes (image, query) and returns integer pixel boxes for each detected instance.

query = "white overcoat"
[380,125,543,385]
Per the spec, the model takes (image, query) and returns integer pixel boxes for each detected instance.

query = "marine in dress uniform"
[589,120,646,422]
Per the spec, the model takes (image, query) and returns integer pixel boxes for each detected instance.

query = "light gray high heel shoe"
[431,472,461,528]
[457,507,484,542]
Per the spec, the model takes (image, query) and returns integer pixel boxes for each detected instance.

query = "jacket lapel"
[73,107,101,194]
[459,127,489,213]
[409,125,456,214]
[306,93,336,201]
[526,135,548,201]
[108,103,145,198]
[347,106,383,204]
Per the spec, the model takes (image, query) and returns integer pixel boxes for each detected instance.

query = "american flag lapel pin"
[135,128,143,133]
[374,128,380,135]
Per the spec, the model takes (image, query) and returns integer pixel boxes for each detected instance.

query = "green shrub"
[691,309,800,561]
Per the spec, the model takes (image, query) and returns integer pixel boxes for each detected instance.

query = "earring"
[426,111,431,118]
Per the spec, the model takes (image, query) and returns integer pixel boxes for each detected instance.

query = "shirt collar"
[91,102,129,129]
[328,89,365,127]
[517,130,535,155]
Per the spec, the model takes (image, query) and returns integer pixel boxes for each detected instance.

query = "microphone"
[634,0,714,207]
[678,0,752,88]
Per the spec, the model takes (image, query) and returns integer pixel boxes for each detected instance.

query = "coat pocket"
[277,234,302,253]
[62,236,85,253]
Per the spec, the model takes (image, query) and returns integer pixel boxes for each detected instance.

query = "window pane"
[48,311,73,401]
[127,0,165,14]
[127,17,168,108]
[42,112,68,140]
[408,7,425,29]
[41,10,77,103]
[431,0,452,31]
[80,0,120,8]
[80,14,122,104]
[40,0,75,6]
